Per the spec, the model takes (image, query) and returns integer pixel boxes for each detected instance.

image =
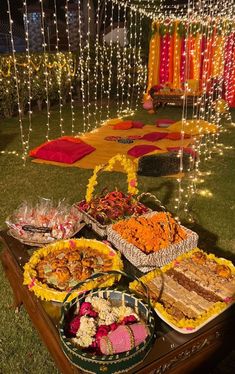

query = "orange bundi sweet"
[112,213,187,254]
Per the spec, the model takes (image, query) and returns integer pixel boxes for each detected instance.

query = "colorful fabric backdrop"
[146,20,235,107]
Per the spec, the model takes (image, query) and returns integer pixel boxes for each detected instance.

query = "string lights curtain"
[3,0,149,156]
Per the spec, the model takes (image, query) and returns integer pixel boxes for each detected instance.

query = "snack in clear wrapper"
[6,198,82,244]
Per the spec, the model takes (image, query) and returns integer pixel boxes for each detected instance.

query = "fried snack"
[192,251,207,265]
[35,245,115,291]
[55,267,71,283]
[216,264,232,279]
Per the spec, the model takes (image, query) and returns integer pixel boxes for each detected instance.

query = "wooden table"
[1,228,235,374]
[151,93,199,111]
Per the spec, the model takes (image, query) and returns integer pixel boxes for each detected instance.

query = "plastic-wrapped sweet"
[6,198,82,244]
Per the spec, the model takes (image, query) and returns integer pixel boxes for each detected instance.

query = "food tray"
[8,222,86,247]
[154,302,234,334]
[107,212,198,272]
[130,249,235,333]
[78,208,108,238]
[78,206,152,239]
[23,238,123,302]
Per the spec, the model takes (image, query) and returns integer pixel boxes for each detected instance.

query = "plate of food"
[77,190,149,238]
[6,199,84,246]
[107,212,198,272]
[130,249,235,333]
[23,238,123,302]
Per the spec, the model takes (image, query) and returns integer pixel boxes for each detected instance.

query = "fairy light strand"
[116,1,121,113]
[94,0,101,127]
[77,0,86,133]
[126,8,134,112]
[65,0,75,135]
[7,0,26,160]
[134,12,143,111]
[39,0,51,141]
[23,0,33,157]
[53,0,64,136]
[99,0,107,123]
[119,2,128,115]
[106,0,114,119]
[85,0,91,131]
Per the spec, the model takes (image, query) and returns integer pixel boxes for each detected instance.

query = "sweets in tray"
[23,238,123,302]
[77,190,149,237]
[107,212,198,272]
[6,199,83,246]
[130,249,235,333]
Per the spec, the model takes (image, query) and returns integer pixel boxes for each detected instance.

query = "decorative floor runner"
[32,122,193,173]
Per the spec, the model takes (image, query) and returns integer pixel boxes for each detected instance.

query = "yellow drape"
[145,35,156,97]
[152,31,160,86]
[194,33,201,81]
[172,21,181,89]
[212,35,224,77]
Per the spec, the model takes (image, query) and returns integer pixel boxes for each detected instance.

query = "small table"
[151,93,199,111]
[1,229,235,374]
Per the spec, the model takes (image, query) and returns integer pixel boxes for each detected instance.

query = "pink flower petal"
[129,179,137,187]
[28,278,36,289]
[224,297,233,303]
[69,240,76,249]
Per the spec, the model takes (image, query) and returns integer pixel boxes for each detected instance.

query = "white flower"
[78,316,97,336]
[73,334,94,348]
[85,296,111,313]
[113,305,139,321]
[73,316,97,348]
[98,310,118,326]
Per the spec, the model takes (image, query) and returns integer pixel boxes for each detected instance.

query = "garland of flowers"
[85,154,138,203]
[23,238,123,302]
[0,54,76,78]
[151,20,235,38]
[130,248,235,330]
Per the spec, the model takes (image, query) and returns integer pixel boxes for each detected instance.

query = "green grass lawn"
[0,105,235,373]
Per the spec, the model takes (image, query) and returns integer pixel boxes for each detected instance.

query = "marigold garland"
[23,238,123,303]
[85,154,138,203]
[130,248,235,330]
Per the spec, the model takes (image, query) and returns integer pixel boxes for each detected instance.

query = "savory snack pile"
[78,190,149,226]
[36,246,115,291]
[23,239,123,302]
[111,212,187,254]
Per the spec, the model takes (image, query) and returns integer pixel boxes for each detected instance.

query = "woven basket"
[77,209,109,238]
[77,154,145,238]
[59,270,156,374]
[7,222,86,247]
[107,209,198,273]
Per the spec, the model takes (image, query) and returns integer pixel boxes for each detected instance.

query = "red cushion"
[167,147,197,158]
[128,145,161,158]
[132,121,144,128]
[166,132,191,140]
[142,132,167,142]
[30,138,95,164]
[155,119,175,128]
[155,119,175,125]
[113,121,133,130]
